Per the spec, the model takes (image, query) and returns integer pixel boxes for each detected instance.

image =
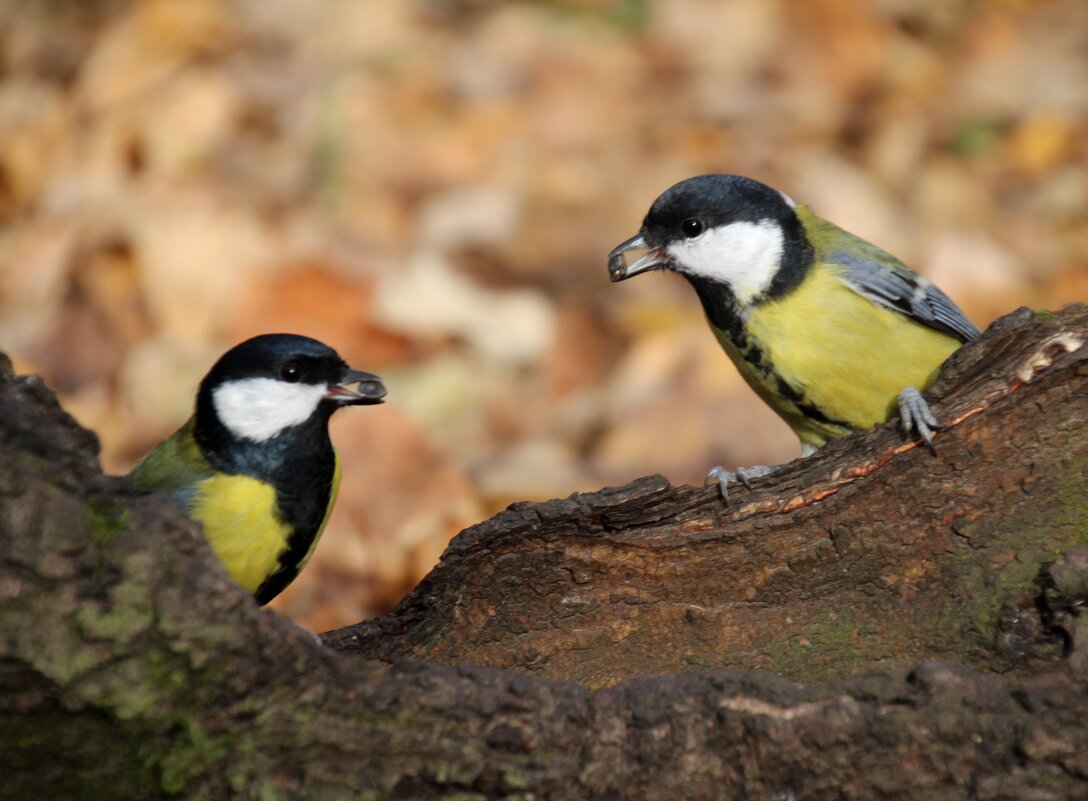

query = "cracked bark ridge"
[3,307,1088,800]
[327,305,1088,689]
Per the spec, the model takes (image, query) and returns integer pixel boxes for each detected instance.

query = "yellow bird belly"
[188,474,293,594]
[715,266,962,448]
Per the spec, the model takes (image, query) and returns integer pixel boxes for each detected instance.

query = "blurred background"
[2,0,1086,629]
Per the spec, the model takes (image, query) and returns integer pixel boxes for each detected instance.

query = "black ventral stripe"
[688,275,853,433]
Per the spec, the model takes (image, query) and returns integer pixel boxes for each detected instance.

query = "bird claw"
[705,464,781,503]
[898,386,941,449]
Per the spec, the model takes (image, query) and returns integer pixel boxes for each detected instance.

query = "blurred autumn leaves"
[1,0,1085,628]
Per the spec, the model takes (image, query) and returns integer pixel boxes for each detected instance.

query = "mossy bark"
[3,306,1088,800]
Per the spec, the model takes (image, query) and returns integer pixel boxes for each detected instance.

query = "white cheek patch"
[212,378,328,442]
[667,220,785,305]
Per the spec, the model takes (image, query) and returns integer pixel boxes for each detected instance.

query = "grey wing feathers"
[827,239,981,343]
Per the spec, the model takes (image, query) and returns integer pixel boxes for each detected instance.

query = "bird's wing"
[127,420,216,505]
[824,231,981,343]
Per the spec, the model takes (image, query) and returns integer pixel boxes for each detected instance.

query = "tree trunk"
[3,305,1088,800]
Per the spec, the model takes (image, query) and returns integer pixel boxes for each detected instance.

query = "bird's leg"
[275,615,326,648]
[706,441,821,503]
[897,386,941,449]
[705,464,782,503]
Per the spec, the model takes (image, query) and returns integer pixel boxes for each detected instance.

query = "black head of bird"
[195,333,385,450]
[609,174,811,305]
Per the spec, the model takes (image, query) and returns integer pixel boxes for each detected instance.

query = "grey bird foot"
[705,464,781,503]
[284,617,325,648]
[897,386,941,448]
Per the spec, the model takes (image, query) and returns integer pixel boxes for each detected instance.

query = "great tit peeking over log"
[128,333,386,604]
[609,174,980,500]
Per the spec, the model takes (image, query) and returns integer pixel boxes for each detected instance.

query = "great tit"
[608,174,980,499]
[128,334,386,605]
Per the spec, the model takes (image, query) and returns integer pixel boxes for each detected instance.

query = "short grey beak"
[326,368,386,406]
[607,233,671,282]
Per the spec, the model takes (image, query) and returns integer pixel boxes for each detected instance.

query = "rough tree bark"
[2,305,1088,801]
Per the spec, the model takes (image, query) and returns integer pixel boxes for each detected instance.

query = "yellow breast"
[188,474,293,594]
[717,265,963,447]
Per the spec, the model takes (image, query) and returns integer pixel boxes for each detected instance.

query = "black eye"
[681,218,704,238]
[280,361,302,383]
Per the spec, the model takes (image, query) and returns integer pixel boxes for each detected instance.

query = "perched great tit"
[128,334,386,605]
[608,174,980,498]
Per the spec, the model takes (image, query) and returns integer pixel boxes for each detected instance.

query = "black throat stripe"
[688,278,763,367]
